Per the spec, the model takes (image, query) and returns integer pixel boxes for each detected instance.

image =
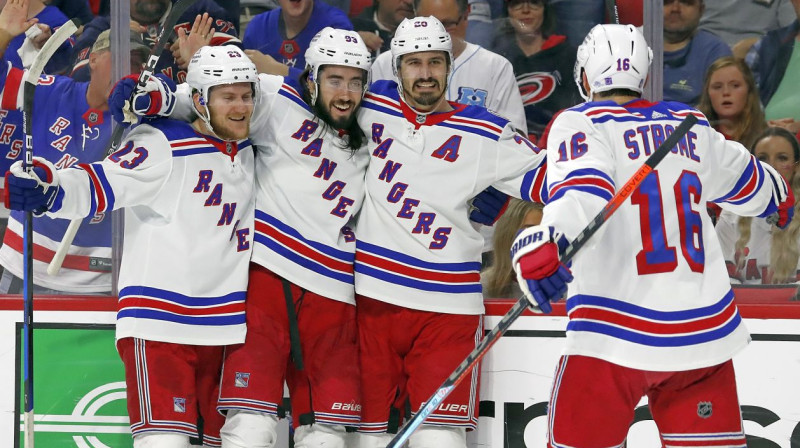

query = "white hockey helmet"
[306,27,372,83]
[574,24,653,100]
[186,45,259,106]
[390,16,452,78]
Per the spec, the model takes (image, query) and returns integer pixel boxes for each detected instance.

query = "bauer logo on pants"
[235,372,250,388]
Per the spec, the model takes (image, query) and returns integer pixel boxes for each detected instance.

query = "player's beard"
[315,99,357,130]
[209,110,251,141]
[404,78,445,108]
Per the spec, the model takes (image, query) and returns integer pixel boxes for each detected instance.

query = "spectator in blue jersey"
[48,0,95,26]
[70,0,240,83]
[0,3,152,294]
[490,0,581,145]
[662,0,731,106]
[746,0,800,138]
[242,0,352,79]
[352,0,413,57]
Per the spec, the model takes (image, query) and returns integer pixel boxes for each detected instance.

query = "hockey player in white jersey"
[4,45,257,448]
[354,16,547,448]
[511,24,795,447]
[110,28,372,448]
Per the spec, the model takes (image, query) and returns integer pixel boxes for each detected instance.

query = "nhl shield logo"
[235,372,251,388]
[697,401,712,419]
[174,397,186,413]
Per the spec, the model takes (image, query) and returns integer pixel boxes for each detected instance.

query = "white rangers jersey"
[370,42,528,134]
[354,80,547,314]
[716,210,800,284]
[48,119,255,346]
[172,75,369,304]
[542,99,788,371]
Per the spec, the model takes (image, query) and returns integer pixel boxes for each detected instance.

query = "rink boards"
[0,295,798,447]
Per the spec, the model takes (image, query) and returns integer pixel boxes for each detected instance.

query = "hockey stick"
[47,0,197,276]
[20,18,81,448]
[386,113,699,448]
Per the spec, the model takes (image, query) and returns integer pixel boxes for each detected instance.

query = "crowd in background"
[1,0,800,295]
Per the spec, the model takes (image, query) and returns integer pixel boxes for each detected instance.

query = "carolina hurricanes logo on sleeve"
[517,72,558,106]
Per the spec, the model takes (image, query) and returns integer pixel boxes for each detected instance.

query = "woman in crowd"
[482,199,543,298]
[717,127,800,285]
[697,56,768,222]
[697,56,766,150]
[489,0,580,144]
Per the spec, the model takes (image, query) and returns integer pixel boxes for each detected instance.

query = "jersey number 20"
[632,171,705,275]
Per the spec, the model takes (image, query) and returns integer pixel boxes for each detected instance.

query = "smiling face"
[708,65,748,122]
[311,65,366,129]
[199,83,255,140]
[397,51,449,111]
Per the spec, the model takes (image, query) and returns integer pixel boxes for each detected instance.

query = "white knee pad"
[294,423,348,448]
[220,410,279,448]
[355,432,395,448]
[408,425,466,448]
[133,433,191,448]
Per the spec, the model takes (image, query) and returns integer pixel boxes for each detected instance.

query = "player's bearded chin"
[404,77,444,108]
[315,98,357,130]
[209,108,251,140]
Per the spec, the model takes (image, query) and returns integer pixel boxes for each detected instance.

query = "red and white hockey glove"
[511,225,573,313]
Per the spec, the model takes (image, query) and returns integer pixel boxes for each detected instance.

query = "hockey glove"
[510,225,573,314]
[469,186,511,226]
[774,186,795,229]
[109,73,177,126]
[4,157,62,215]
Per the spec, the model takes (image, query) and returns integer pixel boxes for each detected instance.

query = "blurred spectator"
[242,0,351,78]
[240,0,273,35]
[481,199,542,298]
[1,0,71,73]
[0,23,152,293]
[550,0,603,48]
[370,0,528,133]
[465,0,502,48]
[352,0,412,57]
[95,0,237,22]
[717,127,800,285]
[47,0,94,25]
[490,0,580,144]
[700,0,795,49]
[71,0,239,83]
[747,0,800,137]
[663,0,731,106]
[697,56,766,150]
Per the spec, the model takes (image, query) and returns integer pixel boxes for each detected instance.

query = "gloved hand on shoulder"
[109,73,177,126]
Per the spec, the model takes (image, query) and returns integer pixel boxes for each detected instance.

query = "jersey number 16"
[632,171,705,275]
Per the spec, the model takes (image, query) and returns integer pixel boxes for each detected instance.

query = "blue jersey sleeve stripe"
[361,100,404,117]
[549,185,614,202]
